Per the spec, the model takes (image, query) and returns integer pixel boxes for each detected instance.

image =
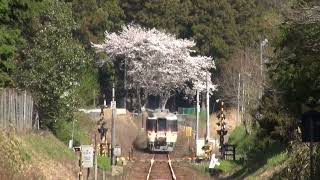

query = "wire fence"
[0,88,38,130]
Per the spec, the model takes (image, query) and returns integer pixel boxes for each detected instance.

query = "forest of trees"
[0,0,319,178]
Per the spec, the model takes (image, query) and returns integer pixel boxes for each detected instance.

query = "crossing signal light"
[217,100,228,145]
[99,143,107,156]
[216,122,226,126]
[217,129,228,136]
[217,112,226,119]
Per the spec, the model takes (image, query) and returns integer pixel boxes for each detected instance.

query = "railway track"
[146,153,176,180]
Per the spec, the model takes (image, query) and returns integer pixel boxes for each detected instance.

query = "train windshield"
[158,118,166,131]
[147,119,157,131]
[167,120,178,132]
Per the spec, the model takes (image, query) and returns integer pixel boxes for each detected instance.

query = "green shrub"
[52,112,96,146]
[97,156,111,171]
[228,125,257,156]
[216,160,242,173]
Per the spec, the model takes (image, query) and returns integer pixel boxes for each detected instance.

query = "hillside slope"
[0,130,78,179]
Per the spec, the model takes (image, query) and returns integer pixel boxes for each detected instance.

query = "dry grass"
[0,129,78,179]
[103,108,139,156]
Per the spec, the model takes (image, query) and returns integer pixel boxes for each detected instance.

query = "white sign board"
[111,101,116,109]
[196,139,205,157]
[81,145,94,168]
[68,139,73,149]
[114,146,121,157]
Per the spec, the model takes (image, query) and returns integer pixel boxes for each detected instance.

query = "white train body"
[146,110,178,152]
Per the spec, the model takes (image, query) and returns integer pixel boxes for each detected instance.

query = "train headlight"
[148,131,156,141]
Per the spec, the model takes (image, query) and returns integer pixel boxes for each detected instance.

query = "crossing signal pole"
[216,101,228,159]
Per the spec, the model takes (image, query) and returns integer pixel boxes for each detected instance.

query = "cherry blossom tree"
[93,24,216,109]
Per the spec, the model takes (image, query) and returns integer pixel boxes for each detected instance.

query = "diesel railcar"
[146,109,178,152]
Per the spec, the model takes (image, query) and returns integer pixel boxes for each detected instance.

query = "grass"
[97,155,112,171]
[217,160,242,173]
[74,112,96,144]
[0,130,78,178]
[0,131,33,174]
[192,162,210,175]
[19,147,32,162]
[191,125,289,179]
[228,125,256,156]
[221,125,288,179]
[54,112,96,146]
[266,151,287,168]
[192,159,242,177]
[0,112,99,178]
[23,132,76,161]
[251,151,288,177]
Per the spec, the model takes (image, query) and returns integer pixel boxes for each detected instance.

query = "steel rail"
[146,154,155,180]
[146,154,176,180]
[168,154,177,180]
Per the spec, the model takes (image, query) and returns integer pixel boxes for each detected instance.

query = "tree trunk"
[161,98,168,110]
[141,90,148,109]
[136,88,141,112]
[159,93,170,110]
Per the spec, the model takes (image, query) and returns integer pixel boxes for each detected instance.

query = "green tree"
[269,13,320,114]
[255,5,320,178]
[0,0,27,87]
[122,0,193,38]
[72,0,124,45]
[18,0,89,129]
[122,0,240,59]
[230,0,264,47]
[71,0,124,107]
[74,65,100,107]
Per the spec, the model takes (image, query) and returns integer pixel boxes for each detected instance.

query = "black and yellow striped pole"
[216,101,227,159]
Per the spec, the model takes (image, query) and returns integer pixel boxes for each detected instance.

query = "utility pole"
[195,89,200,156]
[241,78,245,125]
[196,89,200,141]
[237,73,241,123]
[111,82,116,165]
[206,73,210,142]
[93,89,96,107]
[69,118,76,149]
[310,119,314,180]
[71,118,75,147]
[141,106,145,129]
[124,59,127,110]
[94,134,98,180]
[260,39,268,99]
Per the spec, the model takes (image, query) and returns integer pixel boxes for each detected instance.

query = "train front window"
[158,118,166,131]
[167,120,178,132]
[147,119,157,131]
